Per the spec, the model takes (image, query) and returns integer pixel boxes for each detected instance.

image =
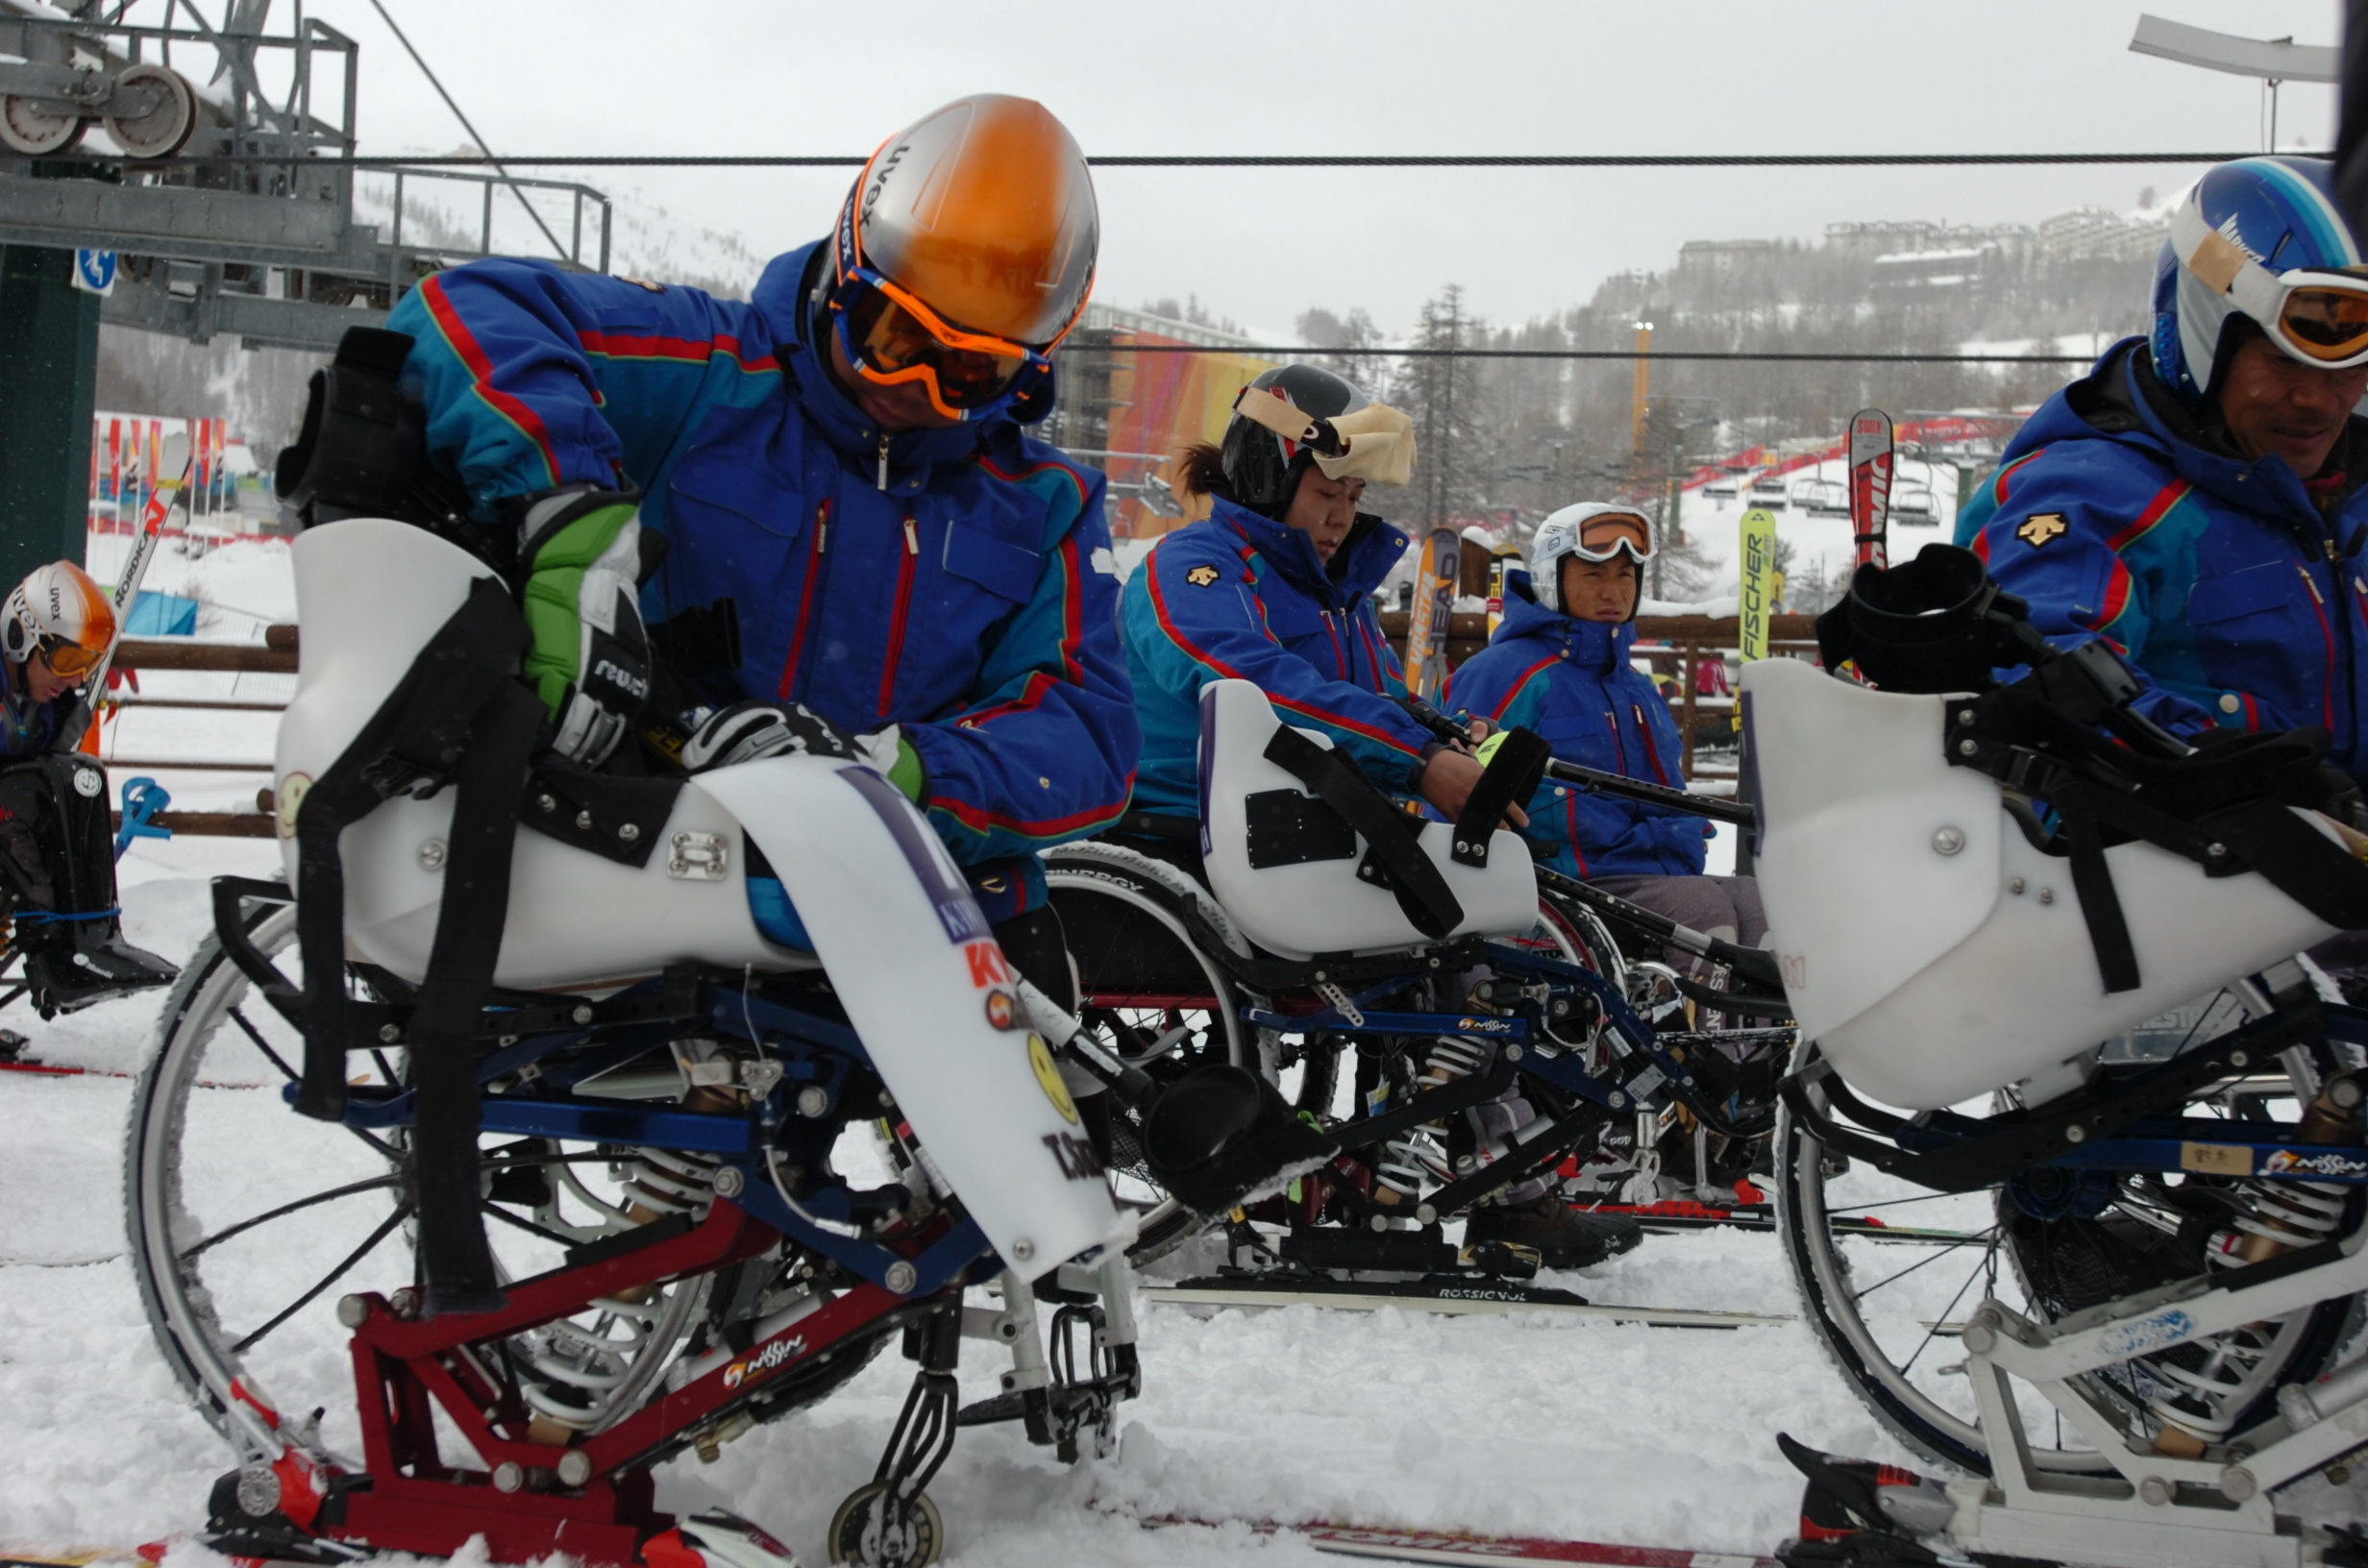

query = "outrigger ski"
[1131,1513,1784,1567]
[1144,1271,1789,1328]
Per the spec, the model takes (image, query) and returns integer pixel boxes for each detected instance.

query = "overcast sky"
[306,0,2341,341]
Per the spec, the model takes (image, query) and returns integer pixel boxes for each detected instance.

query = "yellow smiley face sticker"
[1026,1034,1079,1125]
[275,772,312,840]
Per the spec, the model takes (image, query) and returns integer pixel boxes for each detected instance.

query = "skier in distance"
[1444,503,1766,966]
[0,559,176,1035]
[1952,155,2368,989]
[381,94,1136,1030]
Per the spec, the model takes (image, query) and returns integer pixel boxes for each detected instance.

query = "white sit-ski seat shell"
[1743,656,2338,1111]
[1197,678,1538,960]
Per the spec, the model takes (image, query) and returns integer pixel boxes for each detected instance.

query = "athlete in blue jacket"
[1954,157,2368,779]
[382,95,1136,972]
[1119,365,1497,838]
[1446,503,1763,957]
[1119,369,1638,1267]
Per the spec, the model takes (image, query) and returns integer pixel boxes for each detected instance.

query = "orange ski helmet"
[4,561,114,682]
[828,94,1098,421]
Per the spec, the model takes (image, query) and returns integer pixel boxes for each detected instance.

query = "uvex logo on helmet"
[860,142,908,222]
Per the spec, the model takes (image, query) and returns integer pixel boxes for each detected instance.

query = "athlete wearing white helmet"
[0,559,175,1028]
[1447,503,1766,982]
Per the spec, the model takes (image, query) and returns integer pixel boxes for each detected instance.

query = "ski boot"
[1463,1193,1641,1268]
[25,920,177,1016]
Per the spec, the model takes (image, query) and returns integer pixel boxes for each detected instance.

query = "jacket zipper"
[1322,610,1350,683]
[775,499,831,700]
[876,431,892,492]
[1633,702,1673,785]
[877,513,920,718]
[2297,561,2338,731]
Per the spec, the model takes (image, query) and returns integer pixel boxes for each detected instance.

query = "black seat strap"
[1262,726,1464,940]
[1452,726,1549,869]
[291,574,534,1315]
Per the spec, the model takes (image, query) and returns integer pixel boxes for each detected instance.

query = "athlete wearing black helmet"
[1118,364,1500,823]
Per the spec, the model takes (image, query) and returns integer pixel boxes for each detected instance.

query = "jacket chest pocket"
[1535,688,1616,771]
[2184,554,2326,711]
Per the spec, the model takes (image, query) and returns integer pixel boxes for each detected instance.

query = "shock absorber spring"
[2146,1067,2365,1457]
[1376,1037,1493,1206]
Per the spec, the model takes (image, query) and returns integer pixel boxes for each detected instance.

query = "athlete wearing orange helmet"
[382,94,1133,1117]
[0,560,175,1026]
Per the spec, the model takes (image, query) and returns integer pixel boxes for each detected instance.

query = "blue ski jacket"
[0,662,67,759]
[383,244,1139,920]
[1120,499,1430,815]
[1953,338,2368,780]
[1443,574,1708,879]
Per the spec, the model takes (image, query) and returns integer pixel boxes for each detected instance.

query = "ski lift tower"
[2128,13,2339,153]
[0,0,611,590]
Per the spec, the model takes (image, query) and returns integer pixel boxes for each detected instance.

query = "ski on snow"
[1586,1199,1976,1245]
[1142,1274,1789,1328]
[1135,1517,1782,1567]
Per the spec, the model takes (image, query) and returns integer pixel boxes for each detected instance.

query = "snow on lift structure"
[0,0,611,352]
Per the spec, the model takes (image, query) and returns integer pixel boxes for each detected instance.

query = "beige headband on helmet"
[1228,389,1418,488]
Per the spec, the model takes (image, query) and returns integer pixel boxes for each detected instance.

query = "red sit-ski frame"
[321,1200,945,1563]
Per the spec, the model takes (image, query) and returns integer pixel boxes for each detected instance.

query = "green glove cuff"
[519,501,638,719]
[887,737,926,802]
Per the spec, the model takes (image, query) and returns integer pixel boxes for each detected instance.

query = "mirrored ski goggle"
[2259,278,2368,367]
[1568,513,1656,565]
[37,637,101,679]
[831,266,1051,417]
[3,617,97,680]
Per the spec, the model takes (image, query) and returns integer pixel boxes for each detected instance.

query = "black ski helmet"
[1221,364,1372,510]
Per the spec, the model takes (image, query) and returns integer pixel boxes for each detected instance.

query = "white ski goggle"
[1556,512,1655,566]
[2174,205,2368,370]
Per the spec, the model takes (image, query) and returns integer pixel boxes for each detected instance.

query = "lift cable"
[1083,345,2100,364]
[125,149,2316,171]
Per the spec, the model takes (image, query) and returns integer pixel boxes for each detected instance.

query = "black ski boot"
[1464,1194,1642,1268]
[0,754,177,1017]
[25,922,177,1015]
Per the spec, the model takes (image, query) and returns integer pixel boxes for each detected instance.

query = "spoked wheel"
[124,893,715,1461]
[826,1482,943,1568]
[1777,1010,2363,1475]
[1048,859,1249,1261]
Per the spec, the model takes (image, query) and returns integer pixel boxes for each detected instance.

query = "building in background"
[1038,304,1275,539]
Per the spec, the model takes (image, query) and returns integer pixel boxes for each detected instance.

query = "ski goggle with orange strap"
[827,263,1061,420]
[2174,204,2368,370]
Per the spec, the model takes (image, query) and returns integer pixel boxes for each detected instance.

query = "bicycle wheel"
[1776,1008,2362,1475]
[124,894,716,1461]
[1049,853,1248,1260]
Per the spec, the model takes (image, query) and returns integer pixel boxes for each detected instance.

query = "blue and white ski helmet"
[2152,156,2367,406]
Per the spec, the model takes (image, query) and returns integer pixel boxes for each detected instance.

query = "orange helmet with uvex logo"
[830,95,1098,421]
[4,560,114,683]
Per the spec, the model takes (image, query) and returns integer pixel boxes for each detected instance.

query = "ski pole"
[1542,757,1756,827]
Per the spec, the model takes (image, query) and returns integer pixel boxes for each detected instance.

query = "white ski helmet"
[1529,503,1654,614]
[2,560,113,681]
